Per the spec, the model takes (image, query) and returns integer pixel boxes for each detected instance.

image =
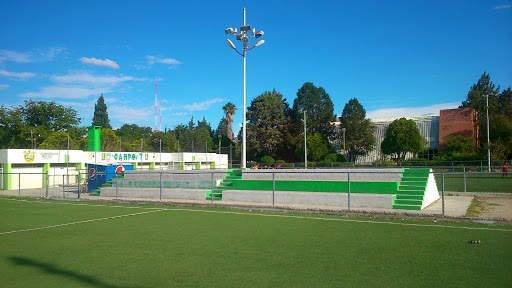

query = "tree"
[339,98,375,162]
[381,118,424,164]
[92,94,112,129]
[460,72,512,159]
[100,128,120,152]
[460,72,500,114]
[148,131,178,152]
[307,132,331,162]
[0,100,80,149]
[222,102,236,141]
[115,124,153,144]
[292,82,336,138]
[247,89,289,159]
[38,131,79,150]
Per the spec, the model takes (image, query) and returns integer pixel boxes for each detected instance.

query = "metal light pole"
[486,93,491,172]
[225,8,265,169]
[303,110,307,168]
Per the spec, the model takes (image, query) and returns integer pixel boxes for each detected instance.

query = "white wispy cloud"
[172,112,190,116]
[0,50,32,63]
[182,98,225,111]
[20,86,108,99]
[493,4,511,9]
[0,84,9,90]
[80,57,120,69]
[0,69,36,80]
[366,102,460,119]
[51,72,147,85]
[146,55,182,66]
[0,47,65,64]
[109,104,153,124]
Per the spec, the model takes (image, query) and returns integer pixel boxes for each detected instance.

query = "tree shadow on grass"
[8,256,141,288]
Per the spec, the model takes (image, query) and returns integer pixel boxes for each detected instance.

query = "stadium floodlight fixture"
[226,39,236,50]
[254,40,265,47]
[240,25,252,32]
[224,8,265,169]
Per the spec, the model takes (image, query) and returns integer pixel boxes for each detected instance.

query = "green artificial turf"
[1,197,511,288]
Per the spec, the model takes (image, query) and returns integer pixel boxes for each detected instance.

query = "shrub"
[259,156,275,164]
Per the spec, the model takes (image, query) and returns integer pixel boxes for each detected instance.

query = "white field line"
[0,209,166,235]
[1,197,511,233]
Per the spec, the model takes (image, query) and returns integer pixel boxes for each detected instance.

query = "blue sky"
[0,0,511,131]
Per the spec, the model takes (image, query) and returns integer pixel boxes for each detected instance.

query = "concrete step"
[393,204,422,210]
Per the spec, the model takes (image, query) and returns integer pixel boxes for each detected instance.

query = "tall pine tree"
[92,94,111,129]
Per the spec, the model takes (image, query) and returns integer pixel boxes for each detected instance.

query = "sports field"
[1,196,511,288]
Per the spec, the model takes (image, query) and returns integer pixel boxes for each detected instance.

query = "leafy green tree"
[460,72,512,159]
[460,72,500,114]
[148,131,178,152]
[381,118,425,164]
[222,102,236,141]
[443,135,476,154]
[39,132,79,150]
[292,82,336,138]
[115,124,153,144]
[0,100,80,149]
[339,98,375,162]
[216,118,228,137]
[489,114,512,159]
[100,128,120,151]
[92,94,112,129]
[247,89,289,159]
[307,132,331,162]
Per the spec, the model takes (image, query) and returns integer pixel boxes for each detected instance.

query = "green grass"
[1,196,511,288]
[435,174,512,193]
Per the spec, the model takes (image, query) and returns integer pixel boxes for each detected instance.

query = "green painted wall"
[210,162,216,169]
[149,162,155,170]
[223,179,399,194]
[43,163,50,188]
[195,162,201,170]
[133,162,138,170]
[179,162,184,170]
[2,163,12,190]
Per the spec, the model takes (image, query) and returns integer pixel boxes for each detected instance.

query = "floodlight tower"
[225,8,265,169]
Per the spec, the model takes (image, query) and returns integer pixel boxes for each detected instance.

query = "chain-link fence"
[1,169,510,221]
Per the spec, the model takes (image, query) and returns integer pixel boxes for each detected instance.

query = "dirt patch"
[478,194,512,221]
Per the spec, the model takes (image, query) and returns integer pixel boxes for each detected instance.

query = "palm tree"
[222,102,236,141]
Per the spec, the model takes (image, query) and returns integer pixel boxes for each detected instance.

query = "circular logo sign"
[115,166,125,174]
[88,168,96,180]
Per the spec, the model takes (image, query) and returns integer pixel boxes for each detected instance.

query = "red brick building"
[439,108,479,148]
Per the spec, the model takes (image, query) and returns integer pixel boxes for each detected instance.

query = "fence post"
[46,172,49,198]
[441,173,445,218]
[115,172,118,200]
[77,172,81,199]
[347,172,351,210]
[18,173,21,195]
[272,171,275,207]
[211,172,214,203]
[159,171,162,201]
[463,167,467,193]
